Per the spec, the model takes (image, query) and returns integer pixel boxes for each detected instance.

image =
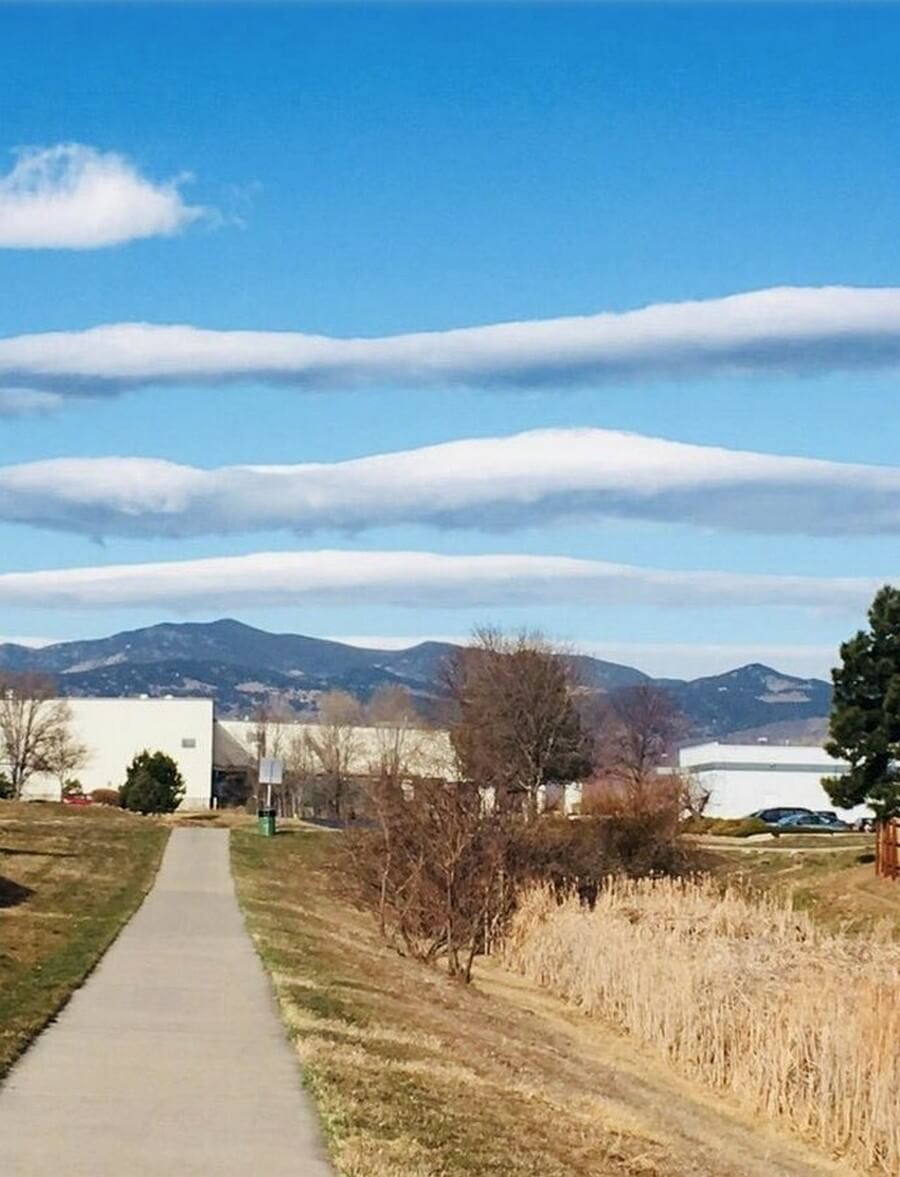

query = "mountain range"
[0,619,833,742]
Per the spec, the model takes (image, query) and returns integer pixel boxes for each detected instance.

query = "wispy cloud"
[0,388,64,415]
[0,144,208,249]
[2,427,899,538]
[3,286,900,396]
[0,549,883,612]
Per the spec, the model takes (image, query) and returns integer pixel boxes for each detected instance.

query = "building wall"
[677,741,869,819]
[21,697,214,809]
[215,719,457,780]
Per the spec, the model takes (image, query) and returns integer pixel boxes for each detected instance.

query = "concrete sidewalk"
[0,828,334,1176]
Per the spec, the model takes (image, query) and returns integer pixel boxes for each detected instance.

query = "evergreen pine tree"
[120,750,185,814]
[825,585,900,818]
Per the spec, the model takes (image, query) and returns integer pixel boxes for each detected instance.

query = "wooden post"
[875,818,900,880]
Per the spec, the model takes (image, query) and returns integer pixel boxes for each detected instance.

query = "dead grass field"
[0,801,168,1076]
[231,828,854,1177]
[504,878,899,1175]
[702,837,900,934]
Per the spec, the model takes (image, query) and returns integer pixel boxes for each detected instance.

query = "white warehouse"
[17,698,458,809]
[21,697,215,809]
[677,741,869,819]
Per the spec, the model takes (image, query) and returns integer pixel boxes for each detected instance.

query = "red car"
[62,794,92,806]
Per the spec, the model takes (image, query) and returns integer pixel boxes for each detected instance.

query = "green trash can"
[257,806,277,837]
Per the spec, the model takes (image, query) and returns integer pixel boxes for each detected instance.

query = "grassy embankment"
[232,827,857,1177]
[0,801,168,1077]
[702,835,900,934]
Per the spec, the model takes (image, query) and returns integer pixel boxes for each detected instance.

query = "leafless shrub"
[342,772,511,981]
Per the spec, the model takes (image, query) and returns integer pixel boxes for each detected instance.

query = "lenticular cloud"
[1,428,899,539]
[4,286,900,396]
[0,549,881,613]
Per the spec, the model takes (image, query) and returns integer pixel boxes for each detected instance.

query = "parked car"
[773,812,850,834]
[814,810,846,826]
[61,794,92,806]
[749,806,814,825]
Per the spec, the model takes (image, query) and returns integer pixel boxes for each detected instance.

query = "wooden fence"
[875,818,900,880]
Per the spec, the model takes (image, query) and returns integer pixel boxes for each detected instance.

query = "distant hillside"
[0,619,833,740]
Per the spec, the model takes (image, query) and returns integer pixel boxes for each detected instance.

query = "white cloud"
[0,387,64,415]
[0,144,208,249]
[2,427,900,538]
[0,548,884,612]
[3,285,900,394]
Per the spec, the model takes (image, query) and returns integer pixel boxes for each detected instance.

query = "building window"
[181,737,196,749]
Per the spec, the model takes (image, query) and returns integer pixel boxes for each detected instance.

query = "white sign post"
[258,757,283,810]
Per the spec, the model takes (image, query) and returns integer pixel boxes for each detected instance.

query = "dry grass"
[231,829,692,1177]
[502,877,900,1175]
[703,840,900,935]
[0,801,168,1076]
[231,829,850,1177]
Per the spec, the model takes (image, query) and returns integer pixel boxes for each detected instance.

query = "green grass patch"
[0,801,168,1076]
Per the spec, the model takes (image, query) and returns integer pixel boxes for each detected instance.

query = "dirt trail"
[476,961,861,1177]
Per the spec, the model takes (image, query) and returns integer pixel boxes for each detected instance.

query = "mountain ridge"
[0,619,833,741]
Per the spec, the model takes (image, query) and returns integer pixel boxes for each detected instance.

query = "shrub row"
[681,815,770,838]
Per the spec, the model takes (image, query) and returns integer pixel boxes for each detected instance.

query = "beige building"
[214,717,456,783]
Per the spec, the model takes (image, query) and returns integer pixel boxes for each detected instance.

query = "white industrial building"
[678,741,870,819]
[12,694,870,821]
[214,718,456,782]
[16,697,457,808]
[21,697,216,809]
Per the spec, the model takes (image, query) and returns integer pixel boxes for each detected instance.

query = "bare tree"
[248,695,295,808]
[585,684,699,834]
[0,674,75,798]
[306,690,364,821]
[250,695,293,761]
[592,684,683,788]
[279,728,318,818]
[39,724,89,797]
[366,684,426,781]
[446,628,591,816]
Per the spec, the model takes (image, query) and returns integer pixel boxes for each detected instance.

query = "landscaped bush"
[681,815,770,837]
[119,751,184,814]
[89,788,121,807]
[0,773,13,800]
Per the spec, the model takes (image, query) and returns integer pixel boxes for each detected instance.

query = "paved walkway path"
[0,828,334,1176]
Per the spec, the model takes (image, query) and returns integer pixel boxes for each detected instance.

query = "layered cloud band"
[5,286,900,400]
[0,549,882,612]
[1,427,898,539]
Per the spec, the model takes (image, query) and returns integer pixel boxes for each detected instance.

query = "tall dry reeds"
[502,878,900,1174]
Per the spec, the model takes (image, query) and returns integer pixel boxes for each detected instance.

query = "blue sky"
[2,2,900,678]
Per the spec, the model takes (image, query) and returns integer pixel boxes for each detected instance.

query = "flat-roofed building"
[18,697,215,809]
[214,719,456,781]
[677,741,870,819]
